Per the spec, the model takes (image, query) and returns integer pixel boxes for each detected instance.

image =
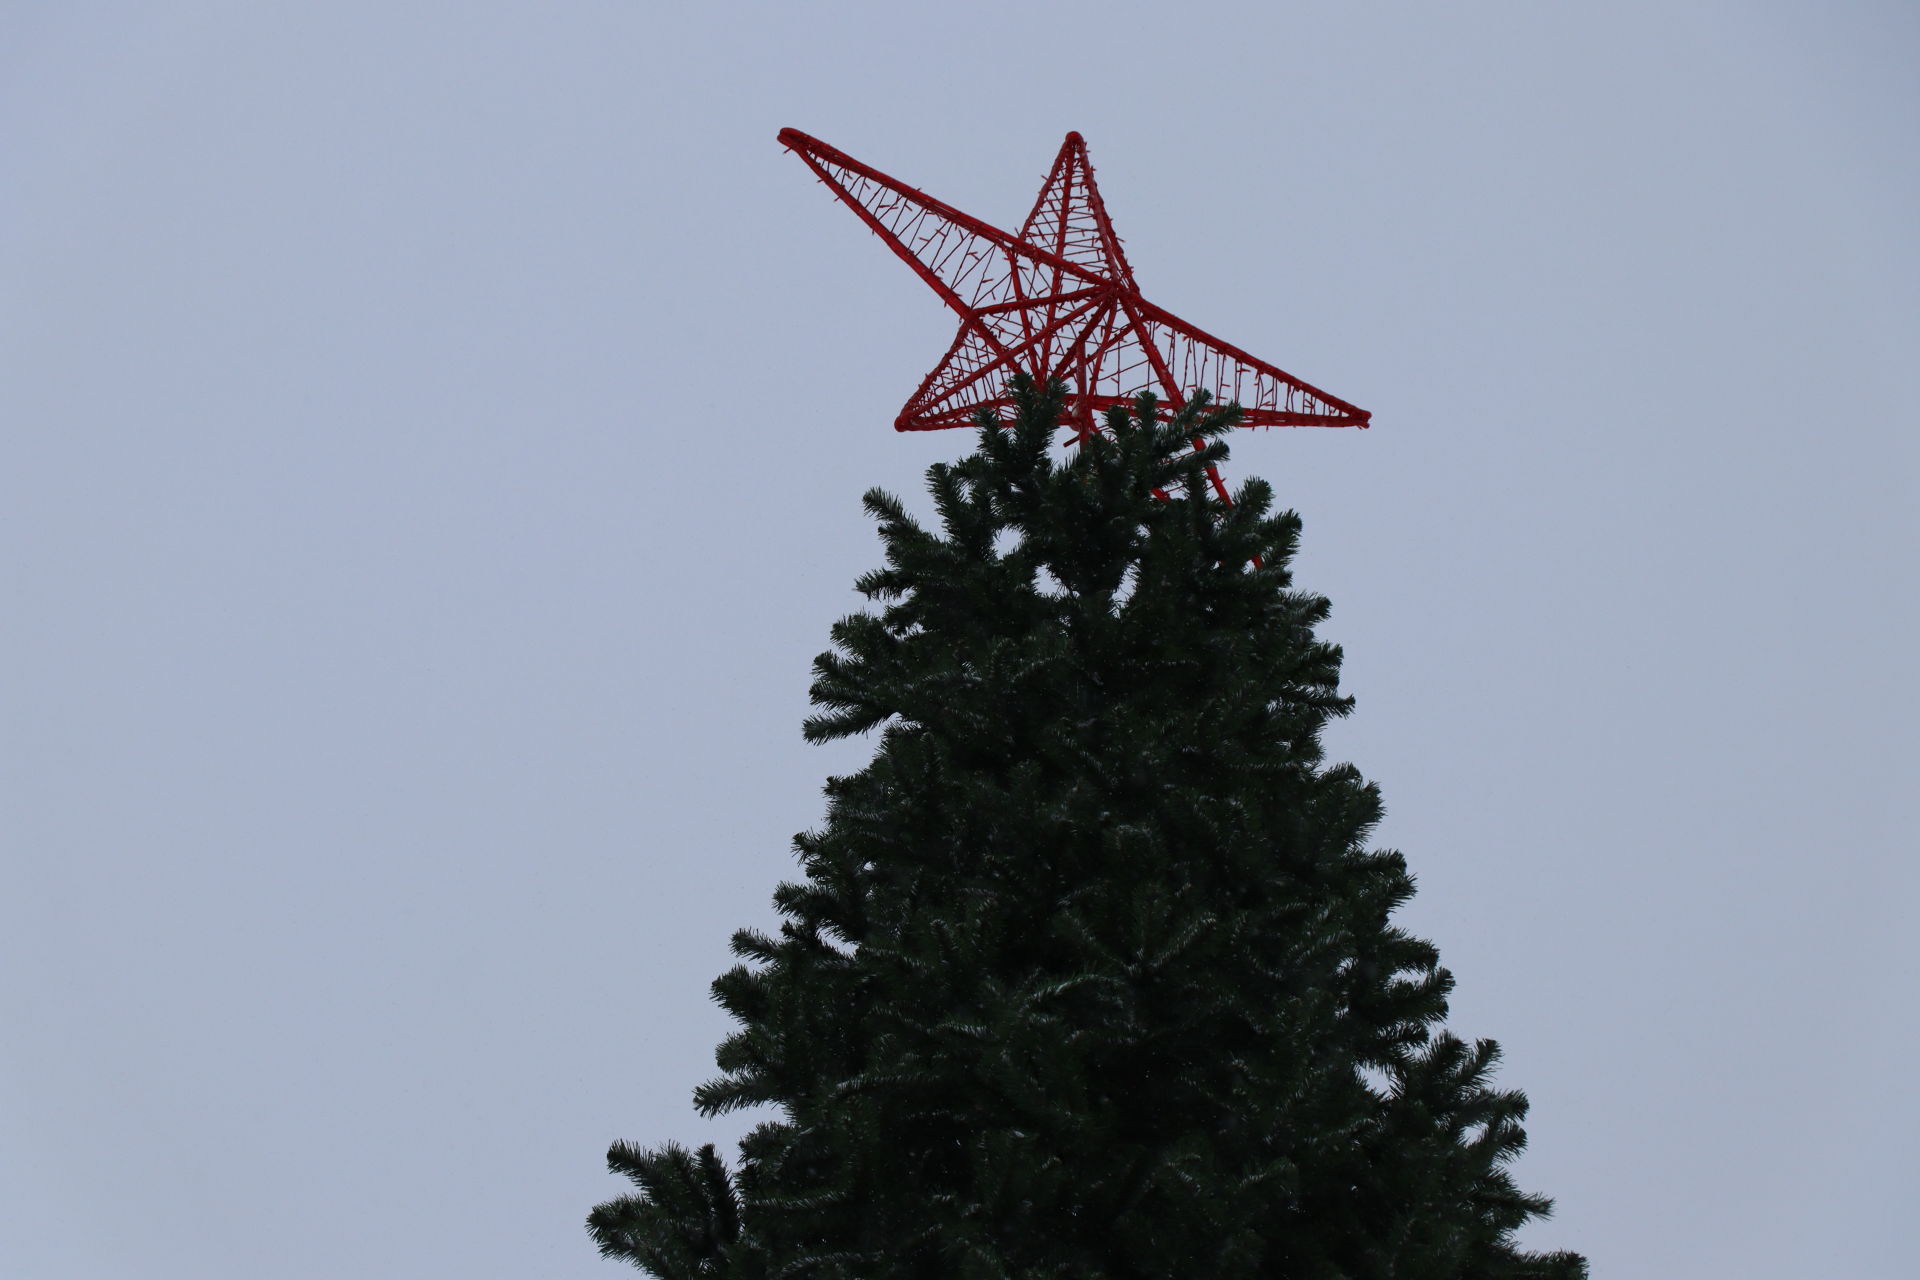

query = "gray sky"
[3,3,1914,1276]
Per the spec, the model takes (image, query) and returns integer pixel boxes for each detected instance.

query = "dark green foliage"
[590,378,1584,1279]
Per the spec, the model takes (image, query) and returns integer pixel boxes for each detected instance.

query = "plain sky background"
[3,3,1914,1276]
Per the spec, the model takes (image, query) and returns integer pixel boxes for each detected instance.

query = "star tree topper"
[779,128,1369,500]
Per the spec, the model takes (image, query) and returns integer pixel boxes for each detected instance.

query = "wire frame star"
[779,127,1369,501]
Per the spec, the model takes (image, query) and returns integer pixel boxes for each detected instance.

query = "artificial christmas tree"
[590,378,1584,1279]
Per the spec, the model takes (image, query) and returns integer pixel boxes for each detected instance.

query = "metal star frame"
[779,128,1369,501]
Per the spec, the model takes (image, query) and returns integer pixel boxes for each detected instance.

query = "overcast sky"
[3,3,1915,1277]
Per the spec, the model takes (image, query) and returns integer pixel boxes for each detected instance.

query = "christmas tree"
[590,377,1585,1279]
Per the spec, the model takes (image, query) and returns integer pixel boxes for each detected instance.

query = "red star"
[779,128,1369,497]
